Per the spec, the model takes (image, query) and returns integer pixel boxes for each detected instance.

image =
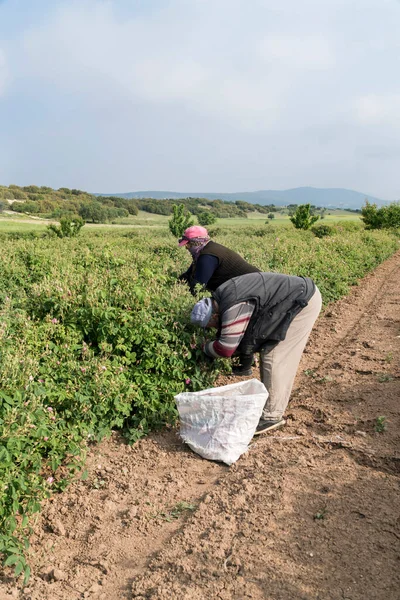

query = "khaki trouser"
[260,287,322,420]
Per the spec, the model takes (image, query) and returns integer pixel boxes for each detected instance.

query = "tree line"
[0,184,282,223]
[3,185,397,230]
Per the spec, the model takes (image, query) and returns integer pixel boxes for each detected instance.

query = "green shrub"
[206,227,221,237]
[197,211,217,226]
[361,200,400,229]
[253,228,269,237]
[290,204,319,230]
[0,236,225,575]
[168,204,194,238]
[47,216,85,238]
[311,224,334,238]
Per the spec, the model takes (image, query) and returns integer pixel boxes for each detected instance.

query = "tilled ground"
[1,250,399,600]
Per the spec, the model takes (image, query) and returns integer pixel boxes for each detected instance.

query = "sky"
[0,0,399,199]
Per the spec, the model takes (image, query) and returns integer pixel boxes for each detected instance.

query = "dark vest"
[213,272,316,354]
[199,241,260,291]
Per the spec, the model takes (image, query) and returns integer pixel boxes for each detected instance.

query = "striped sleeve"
[204,301,255,358]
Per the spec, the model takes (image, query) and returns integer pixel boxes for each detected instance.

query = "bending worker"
[179,225,260,375]
[190,271,322,435]
[178,225,259,294]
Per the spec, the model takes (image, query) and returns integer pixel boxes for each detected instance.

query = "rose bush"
[0,222,398,579]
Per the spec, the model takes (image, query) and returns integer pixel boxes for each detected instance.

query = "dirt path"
[1,251,399,600]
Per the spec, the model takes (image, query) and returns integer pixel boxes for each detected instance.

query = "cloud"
[259,35,336,69]
[354,94,400,127]
[2,0,400,197]
[16,1,336,132]
[13,0,399,139]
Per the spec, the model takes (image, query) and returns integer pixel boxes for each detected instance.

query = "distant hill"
[96,187,389,209]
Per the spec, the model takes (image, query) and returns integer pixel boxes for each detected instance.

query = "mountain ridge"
[96,186,390,209]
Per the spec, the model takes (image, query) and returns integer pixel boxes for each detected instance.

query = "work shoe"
[253,418,286,436]
[231,365,253,376]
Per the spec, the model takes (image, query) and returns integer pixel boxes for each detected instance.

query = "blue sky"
[1,0,399,199]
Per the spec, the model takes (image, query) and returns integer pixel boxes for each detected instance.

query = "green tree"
[48,216,85,238]
[361,200,400,229]
[15,201,39,214]
[1,189,14,199]
[197,211,217,226]
[361,201,382,229]
[22,185,40,194]
[383,202,400,228]
[168,204,194,238]
[8,186,27,200]
[79,202,108,223]
[0,199,6,213]
[267,213,275,220]
[290,204,319,230]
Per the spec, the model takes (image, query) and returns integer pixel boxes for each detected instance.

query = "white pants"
[260,288,322,420]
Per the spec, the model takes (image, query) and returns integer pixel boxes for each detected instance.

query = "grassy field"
[111,208,362,228]
[216,210,361,227]
[0,219,49,232]
[0,208,362,231]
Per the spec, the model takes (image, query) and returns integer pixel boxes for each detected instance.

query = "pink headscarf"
[187,236,210,260]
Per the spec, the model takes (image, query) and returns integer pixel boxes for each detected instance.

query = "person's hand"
[202,354,214,364]
[178,271,189,282]
[199,342,214,363]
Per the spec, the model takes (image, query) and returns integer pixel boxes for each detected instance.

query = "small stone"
[296,428,308,436]
[355,430,367,437]
[40,566,54,581]
[98,561,109,574]
[227,557,242,568]
[309,552,314,557]
[51,568,67,581]
[89,583,101,593]
[53,519,66,536]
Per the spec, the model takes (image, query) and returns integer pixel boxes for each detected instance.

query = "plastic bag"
[175,379,268,466]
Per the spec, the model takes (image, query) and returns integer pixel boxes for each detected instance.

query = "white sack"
[175,379,268,466]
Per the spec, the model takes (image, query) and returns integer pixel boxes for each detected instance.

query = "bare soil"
[1,250,399,600]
